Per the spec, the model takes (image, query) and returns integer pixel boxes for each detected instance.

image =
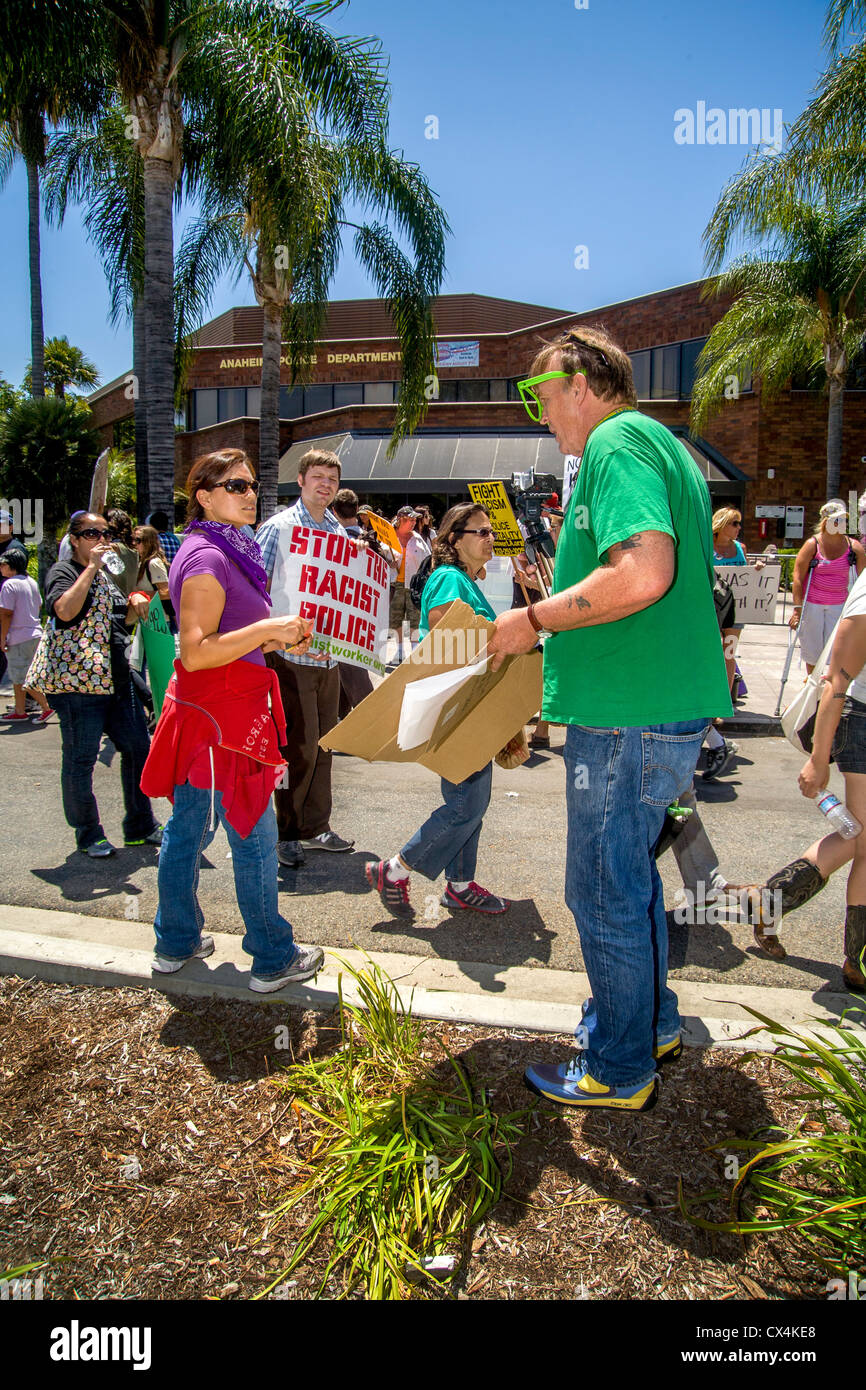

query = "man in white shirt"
[257,450,355,869]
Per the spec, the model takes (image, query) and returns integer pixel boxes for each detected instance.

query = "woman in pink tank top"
[792,502,866,672]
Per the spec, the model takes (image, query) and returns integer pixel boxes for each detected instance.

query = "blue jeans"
[49,684,156,850]
[564,720,708,1087]
[154,782,295,977]
[400,762,492,883]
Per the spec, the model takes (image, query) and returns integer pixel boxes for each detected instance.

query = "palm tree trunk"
[26,157,44,399]
[259,298,282,522]
[827,375,844,500]
[133,293,149,518]
[142,155,177,526]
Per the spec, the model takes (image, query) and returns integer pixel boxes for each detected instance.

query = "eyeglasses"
[209,478,260,496]
[132,537,144,544]
[460,527,496,538]
[74,528,111,540]
[516,370,580,423]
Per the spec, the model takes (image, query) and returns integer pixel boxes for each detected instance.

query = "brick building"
[87,281,866,543]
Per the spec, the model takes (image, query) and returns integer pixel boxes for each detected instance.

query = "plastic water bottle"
[816,792,862,840]
[101,548,125,576]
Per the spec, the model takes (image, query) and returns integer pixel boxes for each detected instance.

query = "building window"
[246,387,261,417]
[489,379,509,401]
[364,382,395,405]
[195,389,218,429]
[304,384,334,415]
[436,379,458,402]
[457,378,490,402]
[218,387,247,420]
[334,382,364,407]
[651,344,681,399]
[630,350,651,399]
[279,386,303,418]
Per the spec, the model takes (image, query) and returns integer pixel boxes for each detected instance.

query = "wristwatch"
[526,603,553,639]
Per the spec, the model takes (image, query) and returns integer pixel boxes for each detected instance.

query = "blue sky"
[0,0,829,389]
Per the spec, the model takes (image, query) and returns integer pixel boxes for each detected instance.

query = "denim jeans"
[400,762,493,883]
[154,782,295,977]
[564,720,708,1086]
[48,683,156,850]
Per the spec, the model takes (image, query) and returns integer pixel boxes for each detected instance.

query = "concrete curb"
[1,904,864,1054]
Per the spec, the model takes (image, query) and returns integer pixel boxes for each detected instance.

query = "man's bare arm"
[534,530,675,632]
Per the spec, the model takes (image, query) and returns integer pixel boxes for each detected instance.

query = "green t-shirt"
[419,564,496,635]
[542,410,733,726]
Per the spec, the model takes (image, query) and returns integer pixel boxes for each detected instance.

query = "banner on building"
[140,593,177,715]
[270,525,390,674]
[714,563,780,624]
[467,481,525,556]
[434,340,480,368]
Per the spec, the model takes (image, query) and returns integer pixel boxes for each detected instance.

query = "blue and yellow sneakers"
[524,1051,659,1111]
[575,997,683,1067]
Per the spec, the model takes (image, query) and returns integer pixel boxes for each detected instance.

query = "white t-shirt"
[840,569,866,702]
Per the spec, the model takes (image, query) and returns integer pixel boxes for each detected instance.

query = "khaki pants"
[266,657,340,841]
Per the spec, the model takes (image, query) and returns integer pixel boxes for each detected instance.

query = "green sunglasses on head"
[516,370,582,423]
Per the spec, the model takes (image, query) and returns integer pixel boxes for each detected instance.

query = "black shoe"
[300,830,354,852]
[702,740,739,781]
[278,840,305,868]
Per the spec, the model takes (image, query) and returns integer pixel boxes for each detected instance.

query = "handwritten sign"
[467,481,524,556]
[714,563,780,624]
[270,526,390,674]
[364,511,401,556]
[562,455,581,509]
[140,593,176,715]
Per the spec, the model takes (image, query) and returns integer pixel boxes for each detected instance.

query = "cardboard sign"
[320,599,543,783]
[562,455,581,509]
[364,511,401,556]
[270,525,390,674]
[140,593,176,715]
[467,481,525,556]
[714,563,779,624]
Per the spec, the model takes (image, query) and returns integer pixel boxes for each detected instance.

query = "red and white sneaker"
[31,709,55,725]
[365,859,414,918]
[0,711,31,722]
[441,881,510,914]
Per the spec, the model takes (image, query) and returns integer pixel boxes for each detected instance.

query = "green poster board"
[140,594,176,716]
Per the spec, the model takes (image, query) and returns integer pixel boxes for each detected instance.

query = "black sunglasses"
[209,477,260,496]
[559,330,610,368]
[74,527,111,540]
[459,527,496,538]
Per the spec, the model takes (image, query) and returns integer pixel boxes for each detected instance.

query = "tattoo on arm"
[566,594,591,611]
[841,668,854,682]
[604,533,643,563]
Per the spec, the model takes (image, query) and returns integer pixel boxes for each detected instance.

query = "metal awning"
[278,428,748,494]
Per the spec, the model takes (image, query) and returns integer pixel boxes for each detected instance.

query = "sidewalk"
[722,620,800,733]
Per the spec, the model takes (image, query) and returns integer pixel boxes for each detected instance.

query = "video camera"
[509,468,558,565]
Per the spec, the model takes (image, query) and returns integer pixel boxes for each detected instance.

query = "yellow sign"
[364,511,401,556]
[467,481,525,556]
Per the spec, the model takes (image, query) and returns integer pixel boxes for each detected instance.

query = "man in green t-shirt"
[489,325,731,1113]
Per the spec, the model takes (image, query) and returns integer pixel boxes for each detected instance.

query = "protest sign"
[562,455,580,508]
[270,525,390,674]
[364,510,401,556]
[467,481,525,555]
[140,593,176,715]
[714,562,779,624]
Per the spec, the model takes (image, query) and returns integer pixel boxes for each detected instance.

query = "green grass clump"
[680,1005,866,1278]
[262,956,528,1300]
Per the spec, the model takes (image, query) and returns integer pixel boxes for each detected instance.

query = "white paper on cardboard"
[396,656,488,750]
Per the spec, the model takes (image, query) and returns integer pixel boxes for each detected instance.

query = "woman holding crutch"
[365,503,511,919]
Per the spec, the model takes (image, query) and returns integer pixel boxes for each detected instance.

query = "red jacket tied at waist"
[141,659,287,838]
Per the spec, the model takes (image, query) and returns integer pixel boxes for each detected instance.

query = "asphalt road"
[0,700,852,997]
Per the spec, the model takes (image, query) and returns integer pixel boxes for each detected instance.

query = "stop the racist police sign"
[270,526,390,674]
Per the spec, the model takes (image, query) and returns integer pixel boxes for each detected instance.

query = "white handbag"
[780,619,841,753]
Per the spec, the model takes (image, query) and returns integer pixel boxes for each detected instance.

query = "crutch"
[774,560,814,717]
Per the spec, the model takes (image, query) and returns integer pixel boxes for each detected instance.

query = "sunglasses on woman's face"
[75,527,111,540]
[210,477,260,496]
[460,527,496,538]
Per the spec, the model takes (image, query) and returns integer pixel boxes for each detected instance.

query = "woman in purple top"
[152,449,325,992]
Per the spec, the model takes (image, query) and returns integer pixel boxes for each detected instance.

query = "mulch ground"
[0,975,829,1301]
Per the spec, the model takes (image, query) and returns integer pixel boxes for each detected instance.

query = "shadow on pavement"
[370,898,556,984]
[277,848,376,896]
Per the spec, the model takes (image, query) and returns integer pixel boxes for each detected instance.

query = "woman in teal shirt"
[366,503,509,919]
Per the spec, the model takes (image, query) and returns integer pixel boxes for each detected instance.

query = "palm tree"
[176,127,447,518]
[0,4,106,399]
[42,101,149,512]
[94,0,392,525]
[24,337,101,399]
[692,154,866,498]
